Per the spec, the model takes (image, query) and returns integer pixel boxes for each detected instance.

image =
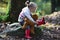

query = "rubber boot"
[25,29,32,39]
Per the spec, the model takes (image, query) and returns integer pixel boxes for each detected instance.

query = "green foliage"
[40,26,46,31]
[0,16,2,22]
[0,0,11,22]
[31,0,51,17]
[0,14,9,22]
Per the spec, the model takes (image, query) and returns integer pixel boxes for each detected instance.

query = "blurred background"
[0,0,60,23]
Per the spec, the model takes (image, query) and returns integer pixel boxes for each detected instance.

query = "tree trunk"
[51,0,57,13]
[9,0,27,23]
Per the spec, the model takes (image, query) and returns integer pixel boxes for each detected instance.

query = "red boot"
[25,29,32,39]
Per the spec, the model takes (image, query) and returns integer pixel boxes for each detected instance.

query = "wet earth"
[0,23,60,40]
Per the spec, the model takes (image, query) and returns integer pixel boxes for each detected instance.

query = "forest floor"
[0,22,60,40]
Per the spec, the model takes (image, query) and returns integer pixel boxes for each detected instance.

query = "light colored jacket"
[18,7,35,23]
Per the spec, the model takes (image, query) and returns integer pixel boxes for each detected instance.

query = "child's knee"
[24,18,28,22]
[24,22,28,24]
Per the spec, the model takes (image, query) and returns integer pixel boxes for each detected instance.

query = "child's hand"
[34,22,38,24]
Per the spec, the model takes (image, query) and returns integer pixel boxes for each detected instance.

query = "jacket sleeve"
[24,12,36,23]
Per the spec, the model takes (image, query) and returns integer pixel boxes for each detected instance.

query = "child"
[18,1,38,38]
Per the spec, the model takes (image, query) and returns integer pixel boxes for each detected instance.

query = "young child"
[18,1,38,38]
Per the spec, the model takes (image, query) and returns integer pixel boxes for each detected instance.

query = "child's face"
[30,7,37,13]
